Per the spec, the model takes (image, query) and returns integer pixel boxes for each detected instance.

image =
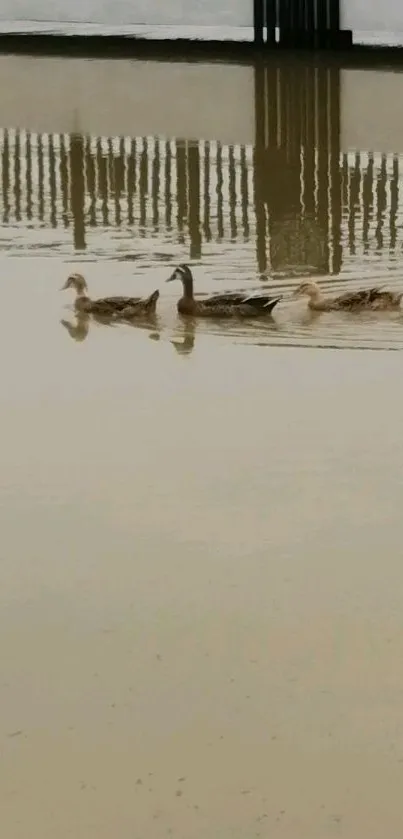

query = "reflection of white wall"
[341,70,403,153]
[342,0,403,33]
[0,55,255,145]
[0,0,252,27]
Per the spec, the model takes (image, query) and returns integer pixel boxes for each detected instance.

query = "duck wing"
[203,292,281,311]
[332,287,381,309]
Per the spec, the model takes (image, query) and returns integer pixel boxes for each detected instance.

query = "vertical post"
[69,132,86,251]
[254,0,264,45]
[165,140,172,231]
[253,61,267,274]
[59,134,69,227]
[265,0,276,45]
[26,132,32,221]
[48,134,57,228]
[228,145,237,241]
[127,139,136,227]
[328,67,342,274]
[187,141,201,259]
[316,67,329,273]
[14,130,21,223]
[203,140,211,242]
[151,137,160,232]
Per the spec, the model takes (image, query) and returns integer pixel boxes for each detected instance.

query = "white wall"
[342,0,403,34]
[0,0,252,28]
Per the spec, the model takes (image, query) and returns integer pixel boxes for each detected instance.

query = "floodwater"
[1,53,403,839]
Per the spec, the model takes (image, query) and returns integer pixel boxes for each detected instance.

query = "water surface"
[1,54,403,839]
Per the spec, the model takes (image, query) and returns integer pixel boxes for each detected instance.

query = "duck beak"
[166,272,176,283]
[61,279,70,290]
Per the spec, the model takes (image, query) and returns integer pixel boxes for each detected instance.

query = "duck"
[293,281,403,312]
[61,273,160,318]
[166,264,281,318]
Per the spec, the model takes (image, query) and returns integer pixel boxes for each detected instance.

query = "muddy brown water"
[1,53,403,839]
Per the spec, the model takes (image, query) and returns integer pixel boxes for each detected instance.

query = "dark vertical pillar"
[375,154,387,253]
[265,0,277,44]
[2,130,10,223]
[390,156,398,253]
[59,135,69,228]
[216,142,224,241]
[38,135,44,222]
[362,153,373,254]
[165,140,172,231]
[139,137,148,235]
[26,132,32,221]
[85,136,96,228]
[203,140,211,242]
[48,134,57,228]
[240,145,249,240]
[254,0,264,45]
[176,139,187,245]
[187,142,201,259]
[328,67,342,274]
[316,68,329,272]
[127,139,136,227]
[14,130,21,222]
[69,132,86,251]
[254,62,267,274]
[151,137,160,232]
[228,145,237,241]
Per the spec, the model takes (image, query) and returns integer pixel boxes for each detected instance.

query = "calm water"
[1,53,403,839]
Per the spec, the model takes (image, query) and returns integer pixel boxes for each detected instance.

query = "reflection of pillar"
[240,146,249,240]
[187,142,201,259]
[139,137,148,234]
[376,154,387,252]
[152,137,160,232]
[176,139,187,244]
[14,130,21,222]
[348,154,361,255]
[165,140,172,231]
[228,145,237,241]
[362,153,373,253]
[26,132,32,221]
[390,157,398,253]
[48,134,57,229]
[203,141,211,242]
[85,136,96,227]
[59,134,69,227]
[328,67,342,274]
[316,68,329,273]
[38,134,44,222]
[69,132,86,251]
[127,139,136,227]
[216,142,224,241]
[2,129,9,223]
[253,61,266,274]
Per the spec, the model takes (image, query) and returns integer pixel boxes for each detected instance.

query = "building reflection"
[0,63,400,277]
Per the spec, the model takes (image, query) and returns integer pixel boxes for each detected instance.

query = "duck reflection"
[170,317,196,356]
[61,310,160,343]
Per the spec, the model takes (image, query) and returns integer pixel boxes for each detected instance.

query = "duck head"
[293,281,320,300]
[166,264,194,297]
[61,273,88,295]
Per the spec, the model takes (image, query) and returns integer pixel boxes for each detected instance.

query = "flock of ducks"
[62,263,403,323]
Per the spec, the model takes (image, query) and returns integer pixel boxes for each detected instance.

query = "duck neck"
[308,286,322,309]
[181,275,194,300]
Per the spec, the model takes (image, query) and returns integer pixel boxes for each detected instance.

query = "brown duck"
[166,264,281,318]
[294,281,403,312]
[61,273,160,318]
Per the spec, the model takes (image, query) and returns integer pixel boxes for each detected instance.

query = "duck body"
[167,264,281,318]
[294,281,403,312]
[62,274,159,318]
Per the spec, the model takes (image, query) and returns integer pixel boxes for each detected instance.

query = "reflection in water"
[61,311,160,342]
[0,63,402,294]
